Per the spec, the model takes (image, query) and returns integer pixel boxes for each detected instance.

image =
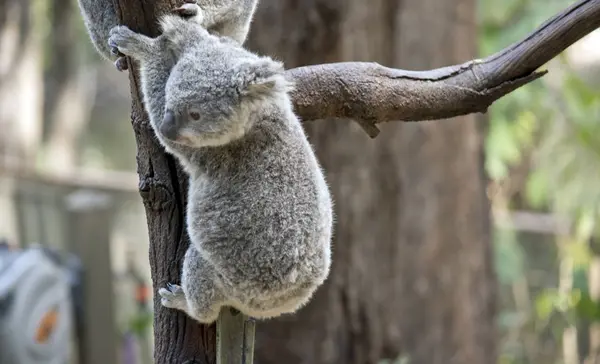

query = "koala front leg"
[159,246,226,324]
[108,26,158,67]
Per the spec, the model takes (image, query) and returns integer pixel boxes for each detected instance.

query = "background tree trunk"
[247,1,497,363]
[0,0,44,244]
[43,0,97,172]
[0,0,43,169]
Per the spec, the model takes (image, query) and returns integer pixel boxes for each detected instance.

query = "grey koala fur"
[77,0,258,66]
[107,6,334,323]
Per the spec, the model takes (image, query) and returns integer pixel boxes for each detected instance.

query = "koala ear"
[237,58,288,98]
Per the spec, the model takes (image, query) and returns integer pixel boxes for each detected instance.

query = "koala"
[107,6,334,323]
[77,0,258,70]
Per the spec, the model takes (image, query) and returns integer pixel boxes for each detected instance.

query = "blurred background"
[0,0,599,363]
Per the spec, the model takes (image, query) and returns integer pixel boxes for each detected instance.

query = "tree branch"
[288,0,600,137]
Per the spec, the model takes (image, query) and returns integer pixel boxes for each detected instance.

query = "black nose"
[160,110,178,140]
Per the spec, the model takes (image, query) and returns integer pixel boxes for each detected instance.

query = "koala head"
[161,52,291,148]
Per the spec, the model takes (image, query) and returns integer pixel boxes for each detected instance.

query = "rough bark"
[114,0,217,363]
[247,1,496,363]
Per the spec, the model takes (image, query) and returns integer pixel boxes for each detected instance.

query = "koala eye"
[189,110,201,121]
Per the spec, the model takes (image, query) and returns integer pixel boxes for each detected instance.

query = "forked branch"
[287,0,600,137]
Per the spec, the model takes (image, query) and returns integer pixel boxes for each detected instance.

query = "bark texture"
[115,0,217,363]
[247,1,497,363]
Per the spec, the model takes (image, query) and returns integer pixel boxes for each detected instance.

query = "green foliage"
[532,74,600,218]
[479,0,575,56]
[534,288,600,327]
[127,310,153,338]
[534,289,581,322]
[524,170,549,209]
[565,242,592,268]
[573,291,600,322]
[486,103,539,180]
[483,0,600,231]
[481,0,600,362]
[494,228,525,284]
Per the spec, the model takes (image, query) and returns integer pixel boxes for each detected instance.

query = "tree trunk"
[115,1,217,363]
[247,1,497,364]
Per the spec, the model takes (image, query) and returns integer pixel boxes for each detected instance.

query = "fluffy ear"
[237,58,291,98]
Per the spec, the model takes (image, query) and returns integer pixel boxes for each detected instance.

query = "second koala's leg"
[159,246,226,324]
[172,0,257,45]
[209,0,258,44]
[77,0,121,63]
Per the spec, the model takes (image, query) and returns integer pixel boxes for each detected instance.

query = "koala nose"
[160,110,178,140]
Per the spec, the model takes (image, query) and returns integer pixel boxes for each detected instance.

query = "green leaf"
[535,289,558,321]
[574,292,600,321]
[525,170,549,208]
[563,241,592,269]
[128,311,153,337]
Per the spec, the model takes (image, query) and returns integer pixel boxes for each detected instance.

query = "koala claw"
[166,282,183,293]
[110,45,121,56]
[159,283,186,309]
[114,57,128,72]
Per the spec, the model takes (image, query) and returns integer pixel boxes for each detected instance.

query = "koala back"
[186,104,333,303]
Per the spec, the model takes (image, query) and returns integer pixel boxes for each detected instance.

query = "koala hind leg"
[183,247,226,323]
[159,246,226,324]
[158,283,188,311]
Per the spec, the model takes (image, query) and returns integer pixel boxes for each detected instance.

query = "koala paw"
[173,3,201,18]
[158,283,187,310]
[108,26,138,57]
